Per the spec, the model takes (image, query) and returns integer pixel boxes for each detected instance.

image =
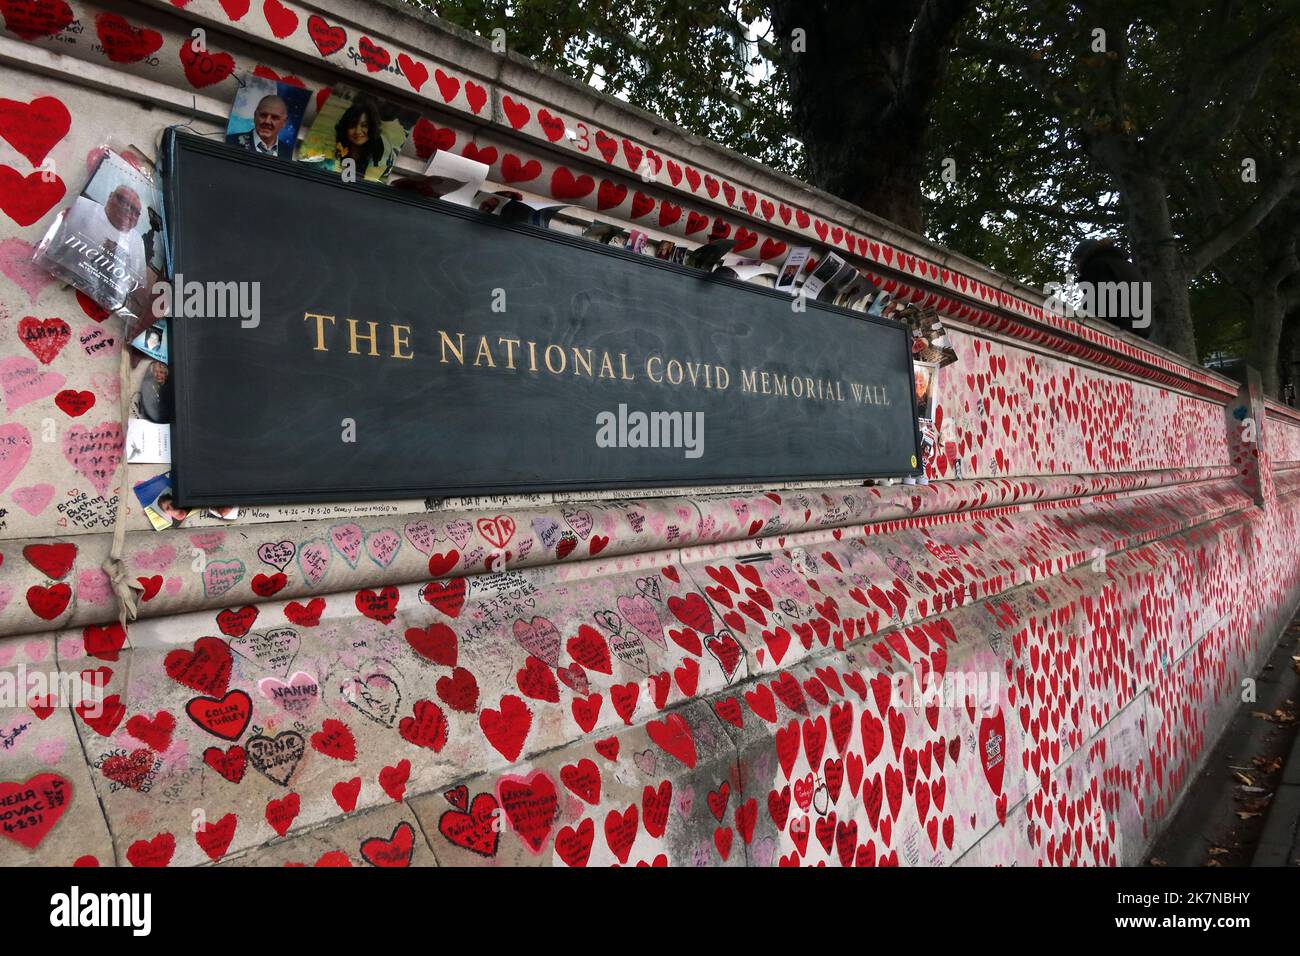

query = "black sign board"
[161,131,921,506]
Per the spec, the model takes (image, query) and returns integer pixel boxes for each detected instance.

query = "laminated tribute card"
[224,72,311,160]
[297,84,419,183]
[33,145,164,319]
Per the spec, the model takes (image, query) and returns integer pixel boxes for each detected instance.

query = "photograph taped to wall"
[131,320,169,363]
[33,145,163,317]
[225,72,312,160]
[131,357,173,425]
[913,360,939,420]
[132,469,187,530]
[774,245,810,294]
[297,84,419,183]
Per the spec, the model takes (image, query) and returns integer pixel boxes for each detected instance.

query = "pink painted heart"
[330,523,364,567]
[617,594,664,646]
[60,421,122,497]
[365,528,401,568]
[77,324,115,358]
[0,423,34,493]
[512,616,560,668]
[256,540,295,571]
[190,531,226,552]
[34,738,66,765]
[201,558,244,599]
[89,371,120,403]
[1,355,64,411]
[403,519,438,555]
[633,748,658,776]
[445,520,473,550]
[298,540,330,585]
[258,671,320,718]
[562,508,593,539]
[132,543,176,572]
[11,483,53,515]
[0,238,55,303]
[77,568,111,604]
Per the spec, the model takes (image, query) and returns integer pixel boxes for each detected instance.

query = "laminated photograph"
[131,320,168,363]
[423,149,488,205]
[913,360,939,420]
[623,229,648,254]
[799,251,845,300]
[297,84,419,183]
[133,470,188,531]
[774,245,811,294]
[225,72,311,160]
[817,260,859,302]
[465,190,522,215]
[715,262,778,285]
[126,356,173,463]
[32,145,164,318]
[836,272,878,311]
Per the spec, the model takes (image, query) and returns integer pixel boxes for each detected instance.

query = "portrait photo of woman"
[297,84,418,183]
[333,99,386,177]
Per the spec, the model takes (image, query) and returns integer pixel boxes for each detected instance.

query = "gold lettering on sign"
[304,312,336,351]
[393,325,413,360]
[304,320,893,412]
[439,331,464,365]
[499,338,520,369]
[347,319,381,357]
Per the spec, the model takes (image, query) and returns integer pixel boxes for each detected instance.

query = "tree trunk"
[769,0,965,234]
[1280,312,1300,405]
[1250,288,1286,398]
[1113,168,1198,359]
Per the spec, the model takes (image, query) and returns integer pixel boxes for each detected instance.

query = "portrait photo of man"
[224,74,311,161]
[227,94,293,157]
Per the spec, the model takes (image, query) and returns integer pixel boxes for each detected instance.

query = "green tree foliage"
[421,1,1300,389]
[422,0,803,176]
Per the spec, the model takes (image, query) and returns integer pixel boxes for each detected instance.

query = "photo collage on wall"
[902,306,960,484]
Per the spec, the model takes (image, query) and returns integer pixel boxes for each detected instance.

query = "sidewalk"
[1253,705,1300,866]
